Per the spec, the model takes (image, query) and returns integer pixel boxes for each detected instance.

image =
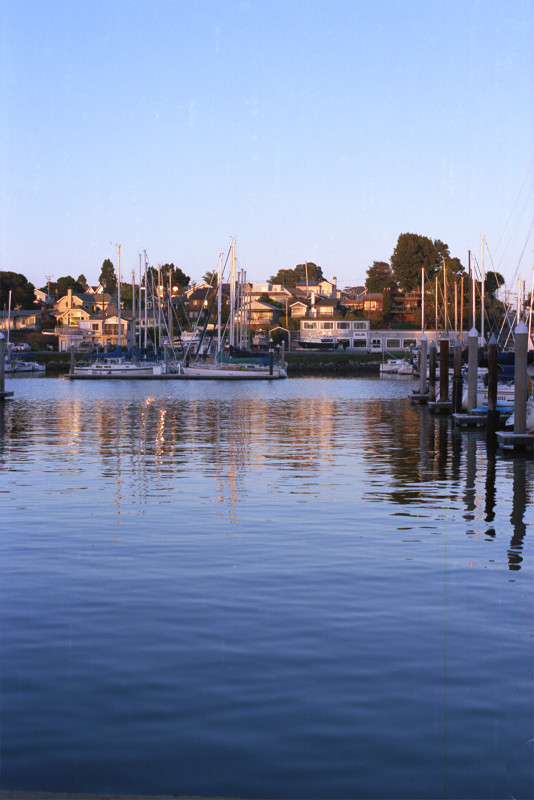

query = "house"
[249,283,293,304]
[295,277,338,299]
[312,298,338,318]
[0,309,43,331]
[342,292,384,314]
[237,300,282,327]
[53,288,111,317]
[390,292,421,323]
[289,299,311,318]
[179,285,219,322]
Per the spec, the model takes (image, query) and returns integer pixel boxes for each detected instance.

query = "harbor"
[1,373,532,800]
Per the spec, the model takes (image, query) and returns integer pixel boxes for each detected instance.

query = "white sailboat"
[181,239,287,380]
[4,291,45,373]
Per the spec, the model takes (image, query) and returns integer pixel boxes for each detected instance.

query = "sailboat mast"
[469,250,475,330]
[143,251,148,351]
[131,269,136,352]
[157,264,162,351]
[435,275,438,337]
[138,254,142,351]
[481,235,485,343]
[421,268,424,335]
[116,244,122,348]
[528,269,534,345]
[168,267,173,351]
[7,290,11,349]
[454,280,458,338]
[443,259,448,332]
[229,238,236,348]
[460,275,464,344]
[217,253,223,354]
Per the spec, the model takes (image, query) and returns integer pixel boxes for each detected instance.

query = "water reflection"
[0,384,532,570]
[509,458,528,571]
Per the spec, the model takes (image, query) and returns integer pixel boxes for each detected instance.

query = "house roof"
[315,298,338,307]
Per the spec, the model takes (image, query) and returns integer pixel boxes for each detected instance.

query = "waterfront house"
[0,309,43,331]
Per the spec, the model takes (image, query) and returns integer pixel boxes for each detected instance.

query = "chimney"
[332,277,337,299]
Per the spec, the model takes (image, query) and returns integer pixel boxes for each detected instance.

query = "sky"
[1,0,533,293]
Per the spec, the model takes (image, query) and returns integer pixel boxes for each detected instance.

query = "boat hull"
[181,364,287,379]
[70,361,180,378]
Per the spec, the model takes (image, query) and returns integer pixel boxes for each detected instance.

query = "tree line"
[1,232,506,311]
[365,232,504,298]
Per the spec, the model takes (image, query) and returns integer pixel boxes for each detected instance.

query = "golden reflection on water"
[0,388,531,570]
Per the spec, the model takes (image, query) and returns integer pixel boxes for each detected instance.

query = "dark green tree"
[77,273,89,291]
[202,270,217,285]
[56,275,84,296]
[391,233,443,291]
[99,258,116,288]
[0,271,37,308]
[268,268,299,287]
[365,261,397,293]
[294,262,324,284]
[485,270,505,299]
[162,263,190,289]
[269,262,325,287]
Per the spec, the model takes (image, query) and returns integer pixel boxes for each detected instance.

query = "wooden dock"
[496,431,534,452]
[427,400,451,414]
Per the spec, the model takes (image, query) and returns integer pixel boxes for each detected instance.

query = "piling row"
[412,321,533,454]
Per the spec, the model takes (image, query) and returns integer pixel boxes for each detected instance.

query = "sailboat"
[70,246,183,379]
[181,240,287,380]
[3,291,45,373]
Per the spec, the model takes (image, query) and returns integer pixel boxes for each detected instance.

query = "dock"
[495,430,534,452]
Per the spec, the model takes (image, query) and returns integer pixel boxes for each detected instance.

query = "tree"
[162,263,190,290]
[77,273,89,291]
[56,275,83,296]
[269,268,299,287]
[294,262,324,284]
[99,258,116,288]
[202,270,217,285]
[390,233,443,291]
[0,271,37,308]
[365,261,397,293]
[269,262,325,288]
[485,271,505,299]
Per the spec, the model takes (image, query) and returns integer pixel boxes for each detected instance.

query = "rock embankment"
[285,355,380,375]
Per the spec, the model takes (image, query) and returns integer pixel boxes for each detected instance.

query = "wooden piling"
[467,327,478,411]
[428,340,436,402]
[452,338,463,413]
[486,334,499,436]
[419,334,428,396]
[513,321,528,435]
[439,336,449,402]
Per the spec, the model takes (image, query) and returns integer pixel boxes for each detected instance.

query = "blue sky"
[1,0,532,292]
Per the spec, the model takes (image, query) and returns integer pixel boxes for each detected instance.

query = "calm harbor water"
[1,374,533,800]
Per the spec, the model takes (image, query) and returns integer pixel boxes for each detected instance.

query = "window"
[323,322,334,329]
[303,322,317,330]
[386,338,401,349]
[354,322,368,330]
[353,339,367,348]
[336,322,350,329]
[403,338,416,349]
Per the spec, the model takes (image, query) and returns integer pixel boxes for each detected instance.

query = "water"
[1,375,533,799]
